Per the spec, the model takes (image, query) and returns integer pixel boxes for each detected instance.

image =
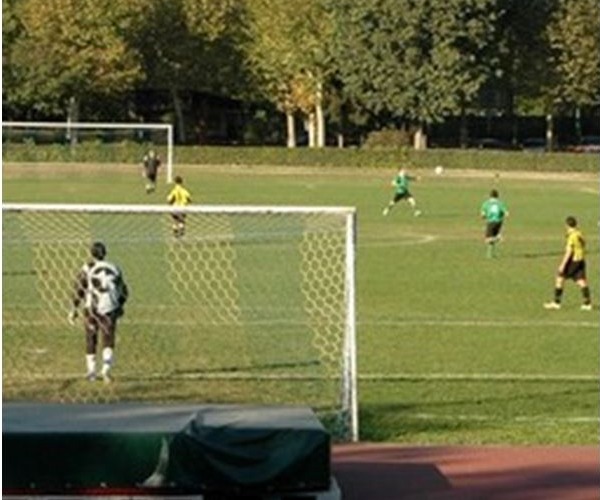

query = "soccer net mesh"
[2,122,174,182]
[2,203,358,441]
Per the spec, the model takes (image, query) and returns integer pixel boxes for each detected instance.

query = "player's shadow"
[516,250,564,259]
[173,359,321,376]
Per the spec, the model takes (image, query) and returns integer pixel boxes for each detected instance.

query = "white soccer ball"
[434,165,444,175]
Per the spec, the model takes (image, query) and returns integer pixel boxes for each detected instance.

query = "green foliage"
[547,0,600,108]
[362,128,413,149]
[243,0,332,113]
[6,0,144,113]
[492,0,558,115]
[3,0,600,143]
[329,0,498,125]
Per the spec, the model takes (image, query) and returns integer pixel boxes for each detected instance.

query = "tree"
[128,0,250,143]
[547,0,600,141]
[329,0,497,149]
[243,0,333,147]
[5,0,144,119]
[488,0,558,145]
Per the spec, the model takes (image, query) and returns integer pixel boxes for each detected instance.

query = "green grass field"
[3,162,598,444]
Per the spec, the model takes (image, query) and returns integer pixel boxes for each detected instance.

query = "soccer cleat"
[102,373,112,384]
[86,372,97,382]
[382,207,389,216]
[414,210,422,217]
[543,302,561,310]
[581,304,593,311]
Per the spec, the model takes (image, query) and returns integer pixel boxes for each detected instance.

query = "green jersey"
[481,198,507,223]
[393,172,410,194]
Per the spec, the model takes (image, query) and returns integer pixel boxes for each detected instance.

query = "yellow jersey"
[565,227,585,262]
[167,185,192,207]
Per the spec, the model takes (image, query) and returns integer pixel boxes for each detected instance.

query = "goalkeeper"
[382,167,421,217]
[141,149,161,193]
[68,242,129,382]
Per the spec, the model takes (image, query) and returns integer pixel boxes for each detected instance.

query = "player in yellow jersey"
[544,216,592,311]
[167,175,192,237]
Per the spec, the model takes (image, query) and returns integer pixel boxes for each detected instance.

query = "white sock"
[101,347,114,376]
[86,354,96,375]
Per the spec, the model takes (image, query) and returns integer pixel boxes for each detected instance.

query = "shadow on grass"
[357,381,598,442]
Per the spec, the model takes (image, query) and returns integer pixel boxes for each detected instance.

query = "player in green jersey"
[382,168,421,217]
[480,189,509,258]
[544,216,592,311]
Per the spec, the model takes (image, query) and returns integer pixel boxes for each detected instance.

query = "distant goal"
[2,203,358,441]
[2,121,174,183]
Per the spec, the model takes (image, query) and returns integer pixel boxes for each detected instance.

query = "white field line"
[361,233,438,247]
[359,232,567,248]
[402,413,599,424]
[359,318,599,329]
[360,372,598,382]
[15,370,595,384]
[6,317,598,329]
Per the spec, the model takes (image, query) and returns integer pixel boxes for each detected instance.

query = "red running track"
[332,445,598,500]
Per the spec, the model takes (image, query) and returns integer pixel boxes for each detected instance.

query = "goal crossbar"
[3,203,356,215]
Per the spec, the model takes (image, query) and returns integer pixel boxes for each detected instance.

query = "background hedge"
[2,142,598,172]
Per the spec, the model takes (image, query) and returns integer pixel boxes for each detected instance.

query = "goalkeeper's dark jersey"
[143,154,161,174]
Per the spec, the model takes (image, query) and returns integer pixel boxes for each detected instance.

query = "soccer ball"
[434,165,444,175]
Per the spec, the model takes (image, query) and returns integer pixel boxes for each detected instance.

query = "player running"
[480,189,509,258]
[382,167,421,217]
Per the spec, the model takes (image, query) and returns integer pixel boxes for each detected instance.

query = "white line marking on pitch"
[361,233,438,247]
[360,373,598,382]
[403,413,598,424]
[359,318,598,328]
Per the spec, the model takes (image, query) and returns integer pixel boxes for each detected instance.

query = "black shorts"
[560,259,586,281]
[485,221,503,238]
[393,191,411,202]
[171,213,186,223]
[84,309,120,352]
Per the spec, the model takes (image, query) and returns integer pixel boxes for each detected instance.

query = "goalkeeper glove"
[68,308,79,325]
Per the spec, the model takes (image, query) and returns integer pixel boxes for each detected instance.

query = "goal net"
[2,121,174,183]
[2,203,358,441]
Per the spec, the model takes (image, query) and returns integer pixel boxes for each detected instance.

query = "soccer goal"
[2,203,358,441]
[2,121,174,183]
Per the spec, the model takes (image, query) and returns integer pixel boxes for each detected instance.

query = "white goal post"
[2,202,358,441]
[2,121,175,183]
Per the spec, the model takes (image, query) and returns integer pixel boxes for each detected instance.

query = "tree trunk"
[574,106,582,142]
[459,105,468,148]
[545,113,554,151]
[413,125,428,150]
[307,112,317,148]
[171,87,186,144]
[315,82,325,148]
[286,110,296,148]
[67,96,79,146]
